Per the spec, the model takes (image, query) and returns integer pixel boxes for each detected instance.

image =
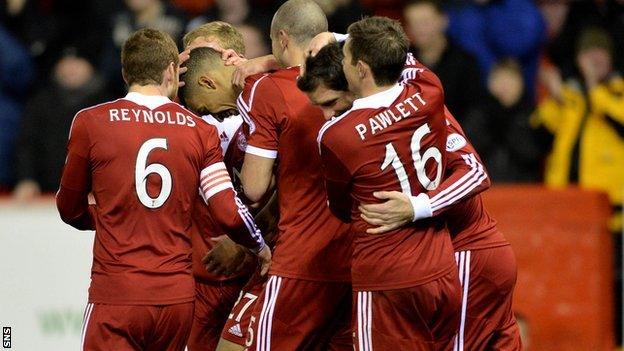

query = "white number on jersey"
[380,123,442,193]
[135,138,172,208]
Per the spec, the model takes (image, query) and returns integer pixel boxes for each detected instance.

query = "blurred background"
[0,0,622,349]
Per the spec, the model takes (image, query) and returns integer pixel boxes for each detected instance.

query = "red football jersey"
[318,71,455,291]
[56,92,264,305]
[237,68,352,282]
[400,55,509,251]
[191,113,250,283]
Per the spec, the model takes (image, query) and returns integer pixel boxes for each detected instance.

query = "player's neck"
[282,47,306,68]
[128,84,169,98]
[359,81,396,99]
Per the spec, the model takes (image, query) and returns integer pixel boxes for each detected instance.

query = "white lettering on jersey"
[108,108,196,127]
[354,92,427,141]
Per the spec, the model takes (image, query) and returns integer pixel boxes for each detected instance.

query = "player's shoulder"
[70,98,126,131]
[317,108,368,149]
[74,98,124,118]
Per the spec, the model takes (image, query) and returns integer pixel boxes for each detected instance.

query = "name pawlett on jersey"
[354,92,427,141]
[108,108,197,127]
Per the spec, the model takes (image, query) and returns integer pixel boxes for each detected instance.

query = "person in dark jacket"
[13,50,109,201]
[463,59,549,182]
[0,24,34,190]
[403,0,484,122]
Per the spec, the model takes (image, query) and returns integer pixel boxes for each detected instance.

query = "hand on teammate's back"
[203,236,250,276]
[359,191,414,234]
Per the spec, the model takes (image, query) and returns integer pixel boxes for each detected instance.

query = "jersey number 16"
[381,123,442,194]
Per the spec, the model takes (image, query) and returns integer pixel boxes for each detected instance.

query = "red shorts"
[245,275,352,351]
[187,279,246,351]
[220,274,266,347]
[81,302,193,351]
[453,246,521,350]
[353,269,461,351]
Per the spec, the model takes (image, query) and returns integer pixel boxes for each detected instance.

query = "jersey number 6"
[135,138,172,209]
[381,123,442,194]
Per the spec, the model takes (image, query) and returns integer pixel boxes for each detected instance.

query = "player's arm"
[199,161,271,274]
[56,114,96,231]
[202,189,279,276]
[360,122,489,234]
[241,153,275,202]
[238,76,282,202]
[319,140,353,223]
[231,54,283,89]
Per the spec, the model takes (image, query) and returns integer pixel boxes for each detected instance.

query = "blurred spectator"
[403,0,484,122]
[541,0,624,80]
[13,50,109,201]
[360,0,403,20]
[446,0,546,101]
[237,23,270,58]
[101,0,187,96]
[187,0,274,42]
[315,0,371,33]
[2,0,120,83]
[0,24,34,190]
[172,0,216,17]
[534,27,624,232]
[464,59,548,182]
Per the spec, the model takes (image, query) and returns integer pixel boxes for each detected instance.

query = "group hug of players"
[56,0,523,350]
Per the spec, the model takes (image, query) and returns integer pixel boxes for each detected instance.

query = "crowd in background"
[1,0,623,229]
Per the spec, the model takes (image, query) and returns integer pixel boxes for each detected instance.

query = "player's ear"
[198,75,217,90]
[356,60,368,79]
[121,69,128,85]
[163,62,176,84]
[278,29,289,50]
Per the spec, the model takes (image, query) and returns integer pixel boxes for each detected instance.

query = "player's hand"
[202,235,249,276]
[222,49,247,67]
[359,191,414,234]
[255,244,272,276]
[178,41,229,88]
[178,49,191,87]
[306,32,336,57]
[231,55,280,89]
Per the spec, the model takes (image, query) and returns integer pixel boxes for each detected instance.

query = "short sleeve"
[238,75,283,159]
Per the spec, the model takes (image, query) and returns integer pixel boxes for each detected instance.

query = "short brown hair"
[297,42,348,93]
[183,21,246,55]
[121,28,179,86]
[347,17,409,86]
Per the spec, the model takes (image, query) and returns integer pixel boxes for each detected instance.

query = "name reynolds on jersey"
[109,108,197,127]
[355,92,426,140]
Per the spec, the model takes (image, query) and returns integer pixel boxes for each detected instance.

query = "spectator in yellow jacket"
[535,27,624,232]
